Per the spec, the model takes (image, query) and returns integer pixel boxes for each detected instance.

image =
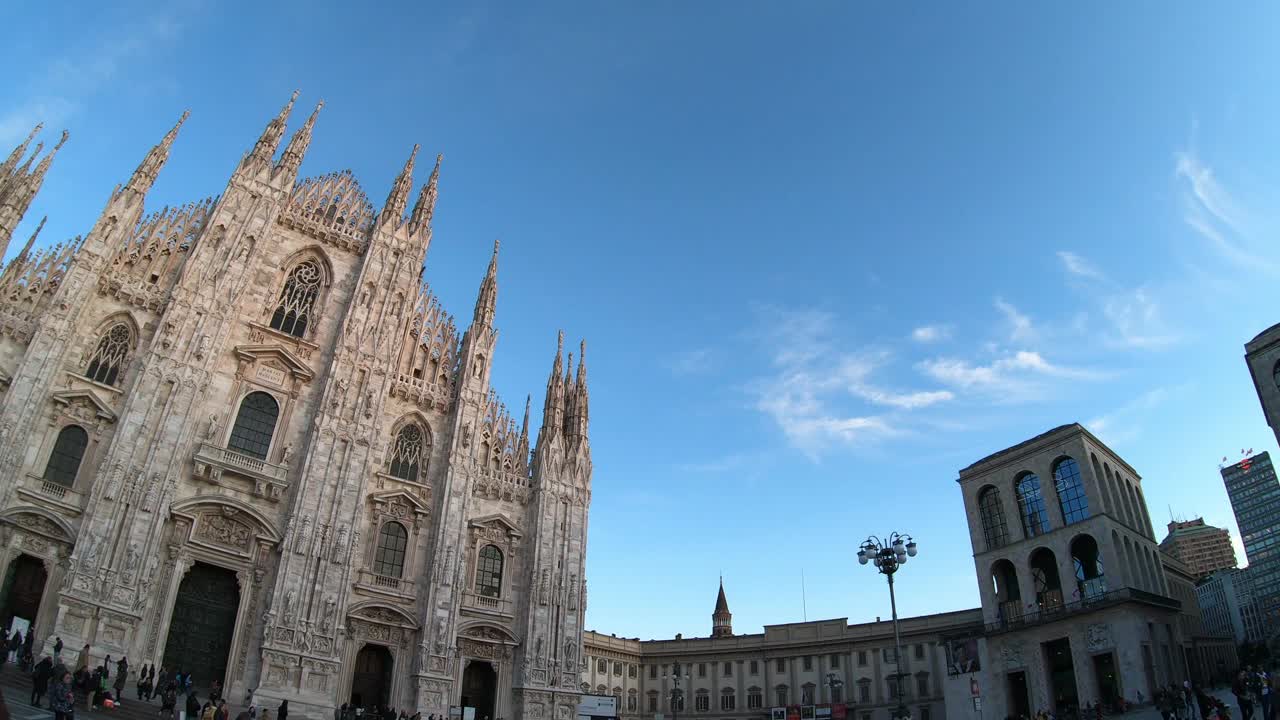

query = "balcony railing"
[39,480,69,499]
[193,442,289,500]
[462,591,515,616]
[988,586,1180,634]
[356,569,415,597]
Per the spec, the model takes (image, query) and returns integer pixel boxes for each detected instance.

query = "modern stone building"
[954,424,1188,719]
[581,584,984,720]
[1196,568,1265,647]
[1159,553,1236,685]
[0,97,592,720]
[1158,519,1236,580]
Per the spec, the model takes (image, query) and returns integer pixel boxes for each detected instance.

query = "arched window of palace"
[475,544,504,598]
[43,425,88,487]
[1053,457,1090,524]
[389,423,428,483]
[977,486,1009,550]
[1015,472,1049,538]
[373,522,408,578]
[1030,548,1064,612]
[270,259,323,338]
[84,323,134,386]
[1071,534,1107,600]
[227,391,279,460]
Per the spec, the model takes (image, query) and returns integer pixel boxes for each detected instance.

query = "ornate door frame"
[454,624,520,720]
[150,498,279,697]
[0,508,74,651]
[337,602,420,708]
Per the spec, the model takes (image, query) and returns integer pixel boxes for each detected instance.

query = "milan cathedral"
[0,92,592,720]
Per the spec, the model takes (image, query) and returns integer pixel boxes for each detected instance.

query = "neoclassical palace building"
[0,95,592,720]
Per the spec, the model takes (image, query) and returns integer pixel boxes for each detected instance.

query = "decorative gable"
[50,389,117,424]
[233,344,315,385]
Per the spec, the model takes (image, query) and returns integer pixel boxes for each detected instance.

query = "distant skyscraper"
[1159,518,1237,579]
[1220,452,1280,628]
[1196,568,1266,646]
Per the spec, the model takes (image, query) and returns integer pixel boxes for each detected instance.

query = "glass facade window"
[228,391,279,459]
[978,486,1010,549]
[1016,472,1050,537]
[44,425,88,487]
[1054,457,1090,524]
[373,522,408,578]
[475,545,504,597]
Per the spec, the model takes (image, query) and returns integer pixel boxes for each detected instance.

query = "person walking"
[51,670,75,720]
[8,628,23,664]
[185,689,201,720]
[113,662,127,703]
[279,699,289,720]
[75,644,89,674]
[1235,670,1255,720]
[53,637,64,664]
[32,655,54,706]
[161,681,178,720]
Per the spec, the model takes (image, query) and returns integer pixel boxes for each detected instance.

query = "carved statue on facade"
[283,589,297,626]
[281,444,294,466]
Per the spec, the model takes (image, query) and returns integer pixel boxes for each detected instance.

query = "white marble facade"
[0,96,591,720]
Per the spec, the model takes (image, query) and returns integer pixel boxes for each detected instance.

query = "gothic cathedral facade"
[0,94,592,720]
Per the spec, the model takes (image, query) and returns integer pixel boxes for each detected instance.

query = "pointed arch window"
[389,423,428,482]
[270,259,323,337]
[84,323,134,386]
[373,522,408,578]
[475,544,504,598]
[1054,457,1090,524]
[227,391,279,460]
[43,425,88,487]
[1015,472,1050,537]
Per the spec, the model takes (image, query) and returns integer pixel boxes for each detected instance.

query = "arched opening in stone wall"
[162,562,240,691]
[350,644,393,709]
[461,659,498,720]
[1029,548,1064,613]
[0,554,47,632]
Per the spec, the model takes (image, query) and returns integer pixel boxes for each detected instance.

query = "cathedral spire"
[125,111,185,196]
[0,132,66,260]
[712,577,733,637]
[521,394,531,440]
[276,99,322,179]
[381,144,419,225]
[409,153,441,233]
[566,339,589,440]
[471,239,499,328]
[1,123,41,181]
[540,331,566,437]
[17,216,45,261]
[246,90,298,167]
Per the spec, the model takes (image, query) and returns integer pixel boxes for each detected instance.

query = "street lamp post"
[664,662,684,720]
[825,672,844,706]
[858,532,918,720]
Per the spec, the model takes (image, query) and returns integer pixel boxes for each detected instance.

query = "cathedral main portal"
[461,660,497,720]
[162,562,240,688]
[0,554,47,631]
[350,644,393,708]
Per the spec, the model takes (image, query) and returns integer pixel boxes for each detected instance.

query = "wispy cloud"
[911,325,952,343]
[1087,386,1176,444]
[1174,146,1280,276]
[1057,251,1104,280]
[918,350,1104,403]
[1102,289,1180,349]
[0,6,195,145]
[748,306,951,454]
[994,298,1036,342]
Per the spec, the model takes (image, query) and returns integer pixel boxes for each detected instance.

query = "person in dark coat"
[50,670,75,720]
[31,655,54,706]
[186,690,202,720]
[279,699,289,720]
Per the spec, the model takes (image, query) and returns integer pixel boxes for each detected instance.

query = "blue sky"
[3,2,1280,640]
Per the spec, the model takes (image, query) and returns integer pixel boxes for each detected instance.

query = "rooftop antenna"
[801,568,808,622]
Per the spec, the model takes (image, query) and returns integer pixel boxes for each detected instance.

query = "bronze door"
[162,562,240,689]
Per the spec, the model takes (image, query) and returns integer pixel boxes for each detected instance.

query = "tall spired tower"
[711,578,733,637]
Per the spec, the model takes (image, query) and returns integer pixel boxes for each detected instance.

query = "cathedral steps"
[0,664,249,720]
